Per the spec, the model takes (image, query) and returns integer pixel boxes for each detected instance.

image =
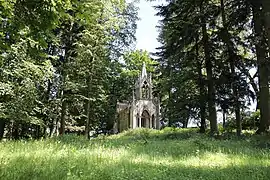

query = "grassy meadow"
[1,128,270,180]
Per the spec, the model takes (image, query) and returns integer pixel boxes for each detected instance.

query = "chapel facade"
[115,63,160,133]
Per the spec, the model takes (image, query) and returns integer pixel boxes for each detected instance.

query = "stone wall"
[118,107,130,132]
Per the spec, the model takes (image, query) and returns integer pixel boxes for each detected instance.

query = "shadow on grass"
[1,127,270,180]
[45,128,270,160]
[1,152,270,180]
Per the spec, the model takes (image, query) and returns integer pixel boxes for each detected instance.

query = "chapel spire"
[141,62,147,78]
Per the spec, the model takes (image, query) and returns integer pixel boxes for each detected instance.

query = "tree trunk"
[262,0,270,52]
[222,110,226,128]
[168,67,173,127]
[248,73,259,111]
[235,98,241,136]
[58,20,76,136]
[85,98,91,139]
[252,2,270,133]
[85,62,94,139]
[230,59,241,136]
[50,119,58,137]
[183,118,188,128]
[21,123,28,139]
[12,122,19,140]
[262,0,270,126]
[196,35,206,133]
[0,119,6,140]
[59,99,67,135]
[35,125,40,139]
[201,4,218,134]
[59,61,67,136]
[220,0,241,136]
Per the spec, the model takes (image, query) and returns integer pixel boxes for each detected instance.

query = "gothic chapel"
[115,63,160,132]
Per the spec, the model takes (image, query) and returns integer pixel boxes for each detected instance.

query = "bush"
[225,110,260,131]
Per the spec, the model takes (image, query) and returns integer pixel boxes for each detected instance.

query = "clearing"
[0,128,270,180]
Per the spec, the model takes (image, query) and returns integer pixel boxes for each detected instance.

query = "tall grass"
[1,128,270,180]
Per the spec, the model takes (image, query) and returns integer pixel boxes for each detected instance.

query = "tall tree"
[220,0,241,135]
[0,0,139,139]
[251,0,269,133]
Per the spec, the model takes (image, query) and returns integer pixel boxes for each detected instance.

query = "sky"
[135,1,162,53]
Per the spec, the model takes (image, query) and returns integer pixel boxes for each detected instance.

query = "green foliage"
[226,110,260,131]
[1,31,54,125]
[154,0,268,134]
[2,0,270,140]
[0,0,139,138]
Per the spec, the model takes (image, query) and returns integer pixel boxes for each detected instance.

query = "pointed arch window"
[142,81,149,99]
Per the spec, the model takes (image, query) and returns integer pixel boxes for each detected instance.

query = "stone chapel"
[115,63,160,133]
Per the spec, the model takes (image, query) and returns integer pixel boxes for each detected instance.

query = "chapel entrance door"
[141,110,150,128]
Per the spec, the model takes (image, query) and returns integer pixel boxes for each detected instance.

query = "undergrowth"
[1,128,270,180]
